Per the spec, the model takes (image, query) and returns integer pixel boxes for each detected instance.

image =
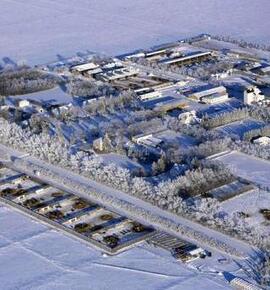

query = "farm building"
[253,136,270,146]
[71,62,102,75]
[154,98,188,112]
[97,67,139,82]
[93,137,104,152]
[149,232,208,263]
[189,86,229,104]
[145,48,168,60]
[223,272,262,290]
[172,245,207,263]
[160,51,213,66]
[244,86,265,105]
[132,133,163,148]
[18,100,31,108]
[137,89,161,101]
[124,52,146,59]
[201,93,229,104]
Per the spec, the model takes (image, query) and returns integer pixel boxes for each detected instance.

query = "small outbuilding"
[253,136,270,146]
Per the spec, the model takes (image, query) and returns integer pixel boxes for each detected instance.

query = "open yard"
[216,151,270,189]
[215,152,270,236]
[13,86,73,105]
[100,153,144,173]
[155,130,198,150]
[222,189,270,236]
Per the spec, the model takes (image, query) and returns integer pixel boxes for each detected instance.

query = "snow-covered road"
[0,144,254,258]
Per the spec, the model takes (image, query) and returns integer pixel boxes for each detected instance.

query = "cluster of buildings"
[0,35,269,290]
[71,58,175,92]
[0,166,154,254]
[1,35,269,161]
[124,41,214,68]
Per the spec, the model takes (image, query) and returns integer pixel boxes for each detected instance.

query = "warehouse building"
[71,62,102,75]
[189,86,229,104]
[160,51,213,66]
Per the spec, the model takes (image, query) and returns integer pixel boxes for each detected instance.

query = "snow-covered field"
[217,152,270,235]
[0,205,235,290]
[12,86,73,105]
[217,151,270,189]
[222,189,270,235]
[100,153,144,172]
[1,0,270,65]
[155,130,198,150]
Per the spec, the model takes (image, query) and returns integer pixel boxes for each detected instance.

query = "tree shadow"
[56,54,67,62]
[2,57,17,67]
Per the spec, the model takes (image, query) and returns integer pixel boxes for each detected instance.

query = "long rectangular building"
[71,62,100,73]
[160,51,213,66]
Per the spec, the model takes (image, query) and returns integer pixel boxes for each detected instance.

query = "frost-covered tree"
[0,68,60,95]
[201,107,249,129]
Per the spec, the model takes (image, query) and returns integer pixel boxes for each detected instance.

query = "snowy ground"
[217,151,270,189]
[222,189,270,236]
[217,151,270,236]
[155,130,198,150]
[11,86,73,105]
[1,0,270,65]
[0,205,237,290]
[100,153,144,172]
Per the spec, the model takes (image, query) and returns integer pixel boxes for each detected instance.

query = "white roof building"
[190,86,227,99]
[201,92,229,104]
[162,51,212,65]
[189,86,229,104]
[253,136,270,146]
[244,86,265,105]
[223,272,262,290]
[18,100,31,108]
[132,133,163,148]
[125,52,146,59]
[93,137,104,152]
[178,110,200,125]
[139,90,161,101]
[85,67,103,76]
[99,67,139,81]
[71,62,100,73]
